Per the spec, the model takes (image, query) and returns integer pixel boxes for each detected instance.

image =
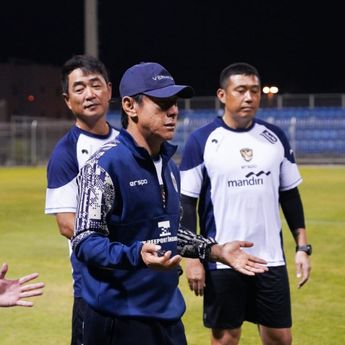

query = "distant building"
[0,62,71,121]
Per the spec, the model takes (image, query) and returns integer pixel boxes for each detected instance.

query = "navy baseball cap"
[119,62,194,99]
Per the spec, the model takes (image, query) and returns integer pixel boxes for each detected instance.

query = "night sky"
[2,1,345,96]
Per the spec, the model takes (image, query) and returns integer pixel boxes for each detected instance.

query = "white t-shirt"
[180,117,302,268]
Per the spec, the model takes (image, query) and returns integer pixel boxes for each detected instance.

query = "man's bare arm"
[56,212,75,239]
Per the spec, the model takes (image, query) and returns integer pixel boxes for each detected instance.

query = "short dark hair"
[61,55,110,94]
[219,62,261,89]
[121,94,144,129]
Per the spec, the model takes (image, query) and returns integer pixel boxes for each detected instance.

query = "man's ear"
[63,93,72,110]
[217,88,226,105]
[107,82,113,101]
[122,96,137,119]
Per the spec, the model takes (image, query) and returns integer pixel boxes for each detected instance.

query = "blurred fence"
[167,108,345,164]
[0,116,73,166]
[1,98,345,166]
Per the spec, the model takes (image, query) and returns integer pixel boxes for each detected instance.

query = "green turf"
[0,166,344,344]
[0,167,72,345]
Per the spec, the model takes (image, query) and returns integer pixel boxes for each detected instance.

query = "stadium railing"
[1,94,345,165]
[106,107,345,165]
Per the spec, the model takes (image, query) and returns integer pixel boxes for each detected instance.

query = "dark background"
[2,1,345,96]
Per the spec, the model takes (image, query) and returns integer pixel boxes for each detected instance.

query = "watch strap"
[296,244,312,255]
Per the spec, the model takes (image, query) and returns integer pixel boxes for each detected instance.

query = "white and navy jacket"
[72,129,203,320]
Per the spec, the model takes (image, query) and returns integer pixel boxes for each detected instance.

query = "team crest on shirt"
[240,148,253,162]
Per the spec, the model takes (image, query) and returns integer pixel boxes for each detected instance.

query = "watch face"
[306,245,312,255]
[297,244,312,255]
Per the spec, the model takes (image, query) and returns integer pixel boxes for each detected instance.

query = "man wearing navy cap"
[71,62,267,345]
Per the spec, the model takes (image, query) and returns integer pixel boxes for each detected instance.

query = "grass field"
[0,166,344,345]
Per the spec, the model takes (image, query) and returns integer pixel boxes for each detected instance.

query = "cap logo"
[119,62,193,98]
[152,75,174,81]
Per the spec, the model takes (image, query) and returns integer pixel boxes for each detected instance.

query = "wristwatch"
[296,244,312,255]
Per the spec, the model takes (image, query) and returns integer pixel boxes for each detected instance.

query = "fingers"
[143,251,182,270]
[142,243,162,254]
[21,282,45,293]
[297,276,308,289]
[296,266,302,279]
[237,241,254,248]
[187,271,205,296]
[162,253,182,268]
[15,300,34,307]
[20,288,45,299]
[185,259,205,296]
[0,262,8,279]
[18,272,40,285]
[188,278,205,296]
[234,264,265,276]
[246,265,268,273]
[218,242,267,275]
[296,264,311,289]
[236,267,255,276]
[231,256,269,275]
[18,281,45,304]
[141,243,183,270]
[156,254,182,270]
[246,259,268,271]
[297,263,309,288]
[247,255,268,265]
[295,253,311,289]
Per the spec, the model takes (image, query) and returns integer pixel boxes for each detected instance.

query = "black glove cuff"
[204,241,217,262]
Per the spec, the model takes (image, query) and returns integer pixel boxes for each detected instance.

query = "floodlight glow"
[262,86,279,94]
[262,86,270,94]
[270,86,279,94]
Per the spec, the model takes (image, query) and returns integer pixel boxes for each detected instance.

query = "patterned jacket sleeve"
[177,225,217,261]
[71,160,144,268]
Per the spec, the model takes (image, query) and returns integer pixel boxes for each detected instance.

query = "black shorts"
[203,266,292,329]
[83,305,187,345]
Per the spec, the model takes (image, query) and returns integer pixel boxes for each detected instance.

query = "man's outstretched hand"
[0,263,45,307]
[210,241,268,276]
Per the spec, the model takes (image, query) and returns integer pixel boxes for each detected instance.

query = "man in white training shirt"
[180,62,312,345]
[45,55,119,345]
